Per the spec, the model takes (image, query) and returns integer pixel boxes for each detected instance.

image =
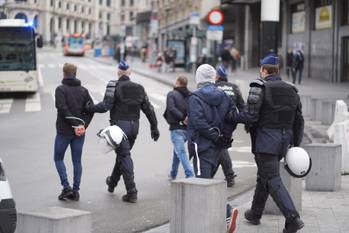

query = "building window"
[82,7,85,14]
[74,4,78,12]
[121,14,125,22]
[107,13,111,20]
[66,19,70,31]
[88,8,92,15]
[106,0,111,7]
[130,0,134,6]
[99,12,102,19]
[58,1,61,9]
[50,0,54,7]
[99,0,103,5]
[314,0,333,30]
[129,11,133,20]
[66,3,70,10]
[107,24,110,35]
[58,17,62,29]
[342,0,349,25]
[291,3,305,33]
[121,0,125,7]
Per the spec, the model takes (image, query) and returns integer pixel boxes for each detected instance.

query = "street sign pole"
[260,0,280,57]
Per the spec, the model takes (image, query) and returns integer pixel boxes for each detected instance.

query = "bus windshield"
[0,27,36,71]
[68,36,84,47]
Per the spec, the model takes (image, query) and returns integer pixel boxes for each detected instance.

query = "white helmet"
[284,147,312,178]
[97,125,127,154]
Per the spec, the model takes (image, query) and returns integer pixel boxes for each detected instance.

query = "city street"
[0,50,257,233]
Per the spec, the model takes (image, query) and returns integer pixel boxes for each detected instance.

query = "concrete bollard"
[300,95,312,117]
[305,144,342,191]
[170,178,226,233]
[264,161,302,215]
[321,100,336,125]
[16,207,91,233]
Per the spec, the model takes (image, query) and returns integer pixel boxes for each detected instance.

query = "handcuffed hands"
[74,125,86,137]
[151,128,160,141]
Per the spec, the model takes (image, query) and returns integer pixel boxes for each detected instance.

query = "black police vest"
[110,80,145,121]
[258,80,298,129]
[216,81,238,105]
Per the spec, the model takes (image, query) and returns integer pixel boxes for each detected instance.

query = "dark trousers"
[291,68,303,84]
[193,147,222,178]
[212,149,235,181]
[251,154,299,222]
[54,133,85,191]
[110,120,139,194]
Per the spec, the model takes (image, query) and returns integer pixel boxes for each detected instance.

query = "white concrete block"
[305,143,342,191]
[170,178,226,233]
[300,95,312,117]
[16,207,91,233]
[321,100,335,125]
[264,162,302,215]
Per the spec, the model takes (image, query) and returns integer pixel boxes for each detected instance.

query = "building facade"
[1,0,117,43]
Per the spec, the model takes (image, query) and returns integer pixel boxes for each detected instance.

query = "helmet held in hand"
[284,147,312,178]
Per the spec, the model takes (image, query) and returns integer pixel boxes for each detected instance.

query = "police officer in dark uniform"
[226,54,305,233]
[86,61,160,203]
[214,65,245,187]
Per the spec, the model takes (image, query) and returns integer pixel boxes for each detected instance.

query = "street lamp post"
[260,0,280,56]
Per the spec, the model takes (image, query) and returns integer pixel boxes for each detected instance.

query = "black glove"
[151,128,160,141]
[215,135,234,149]
[225,108,238,124]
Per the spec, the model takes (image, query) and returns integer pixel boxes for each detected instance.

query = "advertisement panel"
[315,5,332,30]
[292,11,305,33]
[167,40,186,65]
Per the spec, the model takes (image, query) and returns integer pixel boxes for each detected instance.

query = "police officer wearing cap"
[86,61,160,203]
[226,54,304,233]
[213,65,245,187]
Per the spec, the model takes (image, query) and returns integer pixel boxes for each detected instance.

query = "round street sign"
[208,9,224,25]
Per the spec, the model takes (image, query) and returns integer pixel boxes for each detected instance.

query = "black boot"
[58,186,73,201]
[106,176,117,193]
[68,191,80,201]
[227,178,235,188]
[283,217,304,233]
[122,191,137,203]
[244,209,261,225]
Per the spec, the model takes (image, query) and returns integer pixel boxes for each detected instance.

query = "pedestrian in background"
[164,76,193,180]
[227,53,305,233]
[54,63,94,201]
[214,65,245,187]
[286,49,293,79]
[220,46,232,72]
[85,61,160,203]
[291,50,304,85]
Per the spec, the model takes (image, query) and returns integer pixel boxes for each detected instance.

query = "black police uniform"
[234,74,304,228]
[214,78,245,185]
[88,75,159,199]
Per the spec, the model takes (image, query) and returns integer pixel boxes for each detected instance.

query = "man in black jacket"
[214,65,245,187]
[54,63,94,201]
[86,61,159,203]
[164,76,193,180]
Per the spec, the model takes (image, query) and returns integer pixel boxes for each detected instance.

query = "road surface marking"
[38,67,44,87]
[149,93,166,103]
[150,101,160,109]
[228,146,251,153]
[48,64,56,68]
[38,64,45,69]
[232,160,256,168]
[0,99,13,114]
[25,93,41,112]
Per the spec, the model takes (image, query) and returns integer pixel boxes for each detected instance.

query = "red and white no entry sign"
[207,9,224,25]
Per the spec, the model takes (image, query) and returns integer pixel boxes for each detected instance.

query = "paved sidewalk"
[144,175,349,233]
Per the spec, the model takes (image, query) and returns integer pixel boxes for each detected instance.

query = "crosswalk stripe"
[149,93,166,103]
[25,93,41,112]
[0,99,13,114]
[232,160,256,168]
[48,64,56,68]
[228,146,251,153]
[38,67,44,87]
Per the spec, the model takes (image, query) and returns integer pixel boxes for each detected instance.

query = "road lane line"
[149,93,166,103]
[25,93,41,112]
[38,67,44,87]
[0,99,13,114]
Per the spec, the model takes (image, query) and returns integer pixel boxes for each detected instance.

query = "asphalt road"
[0,50,256,233]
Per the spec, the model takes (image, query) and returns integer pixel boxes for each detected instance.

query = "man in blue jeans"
[54,63,94,201]
[164,76,193,179]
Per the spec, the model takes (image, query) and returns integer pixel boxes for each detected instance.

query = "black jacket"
[164,87,190,130]
[55,77,94,135]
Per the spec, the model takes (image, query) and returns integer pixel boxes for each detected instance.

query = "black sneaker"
[244,209,261,225]
[283,217,304,233]
[106,176,117,193]
[67,191,80,201]
[58,187,73,201]
[122,192,137,203]
[227,178,235,188]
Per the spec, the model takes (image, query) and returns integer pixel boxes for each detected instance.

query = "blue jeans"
[170,129,193,178]
[54,133,85,191]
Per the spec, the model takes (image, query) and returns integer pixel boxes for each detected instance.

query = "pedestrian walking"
[54,63,94,201]
[85,61,160,203]
[187,64,238,233]
[220,47,232,72]
[291,50,304,85]
[286,49,293,79]
[214,65,246,187]
[164,76,193,180]
[227,53,305,233]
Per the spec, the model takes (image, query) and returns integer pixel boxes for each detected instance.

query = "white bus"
[0,19,42,93]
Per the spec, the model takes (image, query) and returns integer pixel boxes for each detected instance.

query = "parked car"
[0,158,16,233]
